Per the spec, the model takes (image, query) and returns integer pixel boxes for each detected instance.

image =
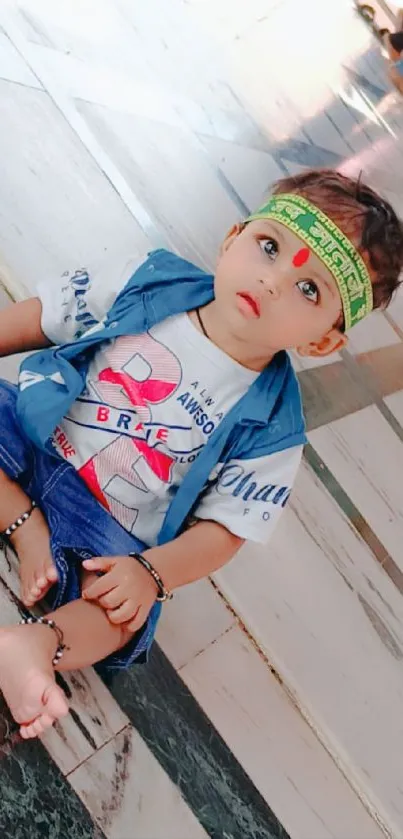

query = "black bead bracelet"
[1,499,36,539]
[128,552,173,602]
[19,615,68,666]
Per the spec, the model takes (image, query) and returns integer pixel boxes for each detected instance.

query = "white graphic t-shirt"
[38,265,302,546]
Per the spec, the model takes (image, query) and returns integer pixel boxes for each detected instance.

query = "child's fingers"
[83,556,114,573]
[82,572,117,600]
[127,607,146,633]
[107,601,141,625]
[98,589,124,610]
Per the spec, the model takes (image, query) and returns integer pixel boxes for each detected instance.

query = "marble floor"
[0,0,403,836]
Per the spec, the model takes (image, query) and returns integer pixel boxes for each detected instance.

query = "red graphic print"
[77,333,182,526]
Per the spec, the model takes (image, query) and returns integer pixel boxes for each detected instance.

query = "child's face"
[214,218,349,358]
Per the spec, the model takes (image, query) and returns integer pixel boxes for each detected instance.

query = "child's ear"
[219,223,245,256]
[297,327,348,358]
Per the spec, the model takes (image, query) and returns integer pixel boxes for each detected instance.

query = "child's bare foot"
[0,624,69,738]
[11,512,58,607]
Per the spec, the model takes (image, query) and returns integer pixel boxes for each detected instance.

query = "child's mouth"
[236,292,260,318]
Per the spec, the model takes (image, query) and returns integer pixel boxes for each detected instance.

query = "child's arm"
[0,298,51,356]
[145,520,242,590]
[83,446,303,629]
[83,520,242,630]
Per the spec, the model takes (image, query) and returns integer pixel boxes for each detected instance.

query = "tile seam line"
[384,310,403,342]
[211,574,394,839]
[0,17,173,252]
[176,621,237,673]
[72,92,251,219]
[0,72,42,92]
[340,348,403,443]
[64,721,130,779]
[1,20,250,261]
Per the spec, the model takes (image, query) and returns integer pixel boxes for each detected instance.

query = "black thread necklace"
[195,307,209,340]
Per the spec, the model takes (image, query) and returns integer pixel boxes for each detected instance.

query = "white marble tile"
[182,625,385,839]
[75,99,240,269]
[22,34,241,149]
[22,42,187,131]
[186,0,286,46]
[346,311,400,355]
[42,668,128,776]
[290,349,342,372]
[379,183,403,219]
[156,578,235,670]
[327,91,374,153]
[225,0,374,141]
[69,726,209,839]
[0,31,42,88]
[303,111,352,157]
[0,570,24,624]
[338,86,387,139]
[2,0,137,58]
[0,282,29,382]
[0,280,11,307]
[310,405,403,571]
[387,286,403,332]
[0,78,152,297]
[279,160,309,177]
[357,52,390,92]
[0,351,25,385]
[384,389,403,427]
[214,460,403,836]
[200,137,283,210]
[0,543,20,600]
[0,251,30,301]
[339,141,400,195]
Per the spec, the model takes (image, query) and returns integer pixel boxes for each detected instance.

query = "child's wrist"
[128,552,173,602]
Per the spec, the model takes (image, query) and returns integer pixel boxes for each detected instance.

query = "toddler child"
[0,168,401,738]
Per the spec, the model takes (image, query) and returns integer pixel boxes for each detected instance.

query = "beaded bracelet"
[1,500,37,539]
[128,552,173,602]
[19,615,67,666]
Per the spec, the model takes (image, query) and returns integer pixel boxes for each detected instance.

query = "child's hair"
[272,169,403,321]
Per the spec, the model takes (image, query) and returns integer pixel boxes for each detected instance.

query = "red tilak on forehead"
[292,247,310,268]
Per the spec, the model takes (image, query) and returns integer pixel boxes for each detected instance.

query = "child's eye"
[297,279,319,304]
[258,237,279,260]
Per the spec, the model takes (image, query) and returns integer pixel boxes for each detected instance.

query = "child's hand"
[82,555,158,631]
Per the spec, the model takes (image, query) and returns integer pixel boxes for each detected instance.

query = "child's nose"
[259,274,281,300]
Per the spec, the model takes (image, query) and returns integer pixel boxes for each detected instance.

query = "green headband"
[247,194,373,330]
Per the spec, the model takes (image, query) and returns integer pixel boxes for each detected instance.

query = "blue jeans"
[0,379,161,670]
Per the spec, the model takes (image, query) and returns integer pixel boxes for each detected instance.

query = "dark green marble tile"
[103,645,289,839]
[0,697,105,839]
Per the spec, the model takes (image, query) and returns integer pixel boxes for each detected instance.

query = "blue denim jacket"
[17,249,306,543]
